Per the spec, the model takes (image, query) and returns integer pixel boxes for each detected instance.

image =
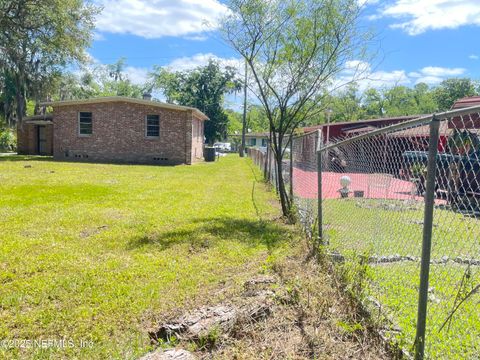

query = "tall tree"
[0,0,99,125]
[221,0,371,218]
[434,78,478,111]
[412,83,438,114]
[150,59,241,144]
[52,58,146,101]
[362,88,384,118]
[382,85,418,116]
[329,83,364,122]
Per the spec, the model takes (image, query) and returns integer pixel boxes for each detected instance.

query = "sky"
[88,0,480,104]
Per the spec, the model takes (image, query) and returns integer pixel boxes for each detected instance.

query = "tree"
[221,0,370,218]
[96,58,145,98]
[328,83,364,122]
[52,58,146,101]
[382,85,418,116]
[413,83,438,114]
[150,59,241,144]
[433,78,478,111]
[362,88,384,118]
[0,0,99,125]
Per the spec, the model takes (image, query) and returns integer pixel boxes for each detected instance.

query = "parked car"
[213,142,231,152]
[402,149,480,210]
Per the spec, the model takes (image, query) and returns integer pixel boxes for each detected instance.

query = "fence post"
[289,135,294,200]
[414,115,441,360]
[269,144,273,184]
[316,130,323,243]
[266,142,270,181]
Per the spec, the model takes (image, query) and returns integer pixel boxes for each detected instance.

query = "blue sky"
[88,0,480,99]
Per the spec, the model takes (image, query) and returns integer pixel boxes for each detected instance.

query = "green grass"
[322,198,480,359]
[0,155,292,359]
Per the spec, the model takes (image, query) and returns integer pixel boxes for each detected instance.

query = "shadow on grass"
[0,154,53,162]
[127,217,288,252]
[0,154,198,168]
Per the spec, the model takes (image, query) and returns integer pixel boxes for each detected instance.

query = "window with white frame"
[146,115,160,137]
[78,112,92,136]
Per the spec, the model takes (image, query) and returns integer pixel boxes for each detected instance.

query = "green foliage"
[226,106,270,135]
[447,128,479,155]
[226,109,242,134]
[410,163,426,177]
[54,58,146,101]
[0,128,16,152]
[318,79,479,126]
[0,0,100,122]
[325,83,365,122]
[197,327,221,350]
[434,78,478,111]
[150,59,241,144]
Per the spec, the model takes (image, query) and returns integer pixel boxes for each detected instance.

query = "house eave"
[40,96,209,121]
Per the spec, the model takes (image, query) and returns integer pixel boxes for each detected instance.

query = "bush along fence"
[247,106,480,360]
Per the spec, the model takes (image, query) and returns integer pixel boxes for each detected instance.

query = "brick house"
[17,96,208,165]
[17,114,54,156]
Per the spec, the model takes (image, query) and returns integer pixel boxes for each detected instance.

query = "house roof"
[451,96,480,109]
[40,96,209,121]
[23,114,53,125]
[388,121,480,138]
[343,125,377,135]
[449,97,480,129]
[301,115,422,133]
[387,121,451,138]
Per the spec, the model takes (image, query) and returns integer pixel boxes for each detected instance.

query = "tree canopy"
[0,0,99,125]
[55,58,146,100]
[150,59,241,144]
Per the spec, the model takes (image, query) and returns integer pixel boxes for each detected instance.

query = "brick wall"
[17,124,36,155]
[191,114,205,163]
[43,125,54,155]
[53,101,203,165]
[17,123,53,155]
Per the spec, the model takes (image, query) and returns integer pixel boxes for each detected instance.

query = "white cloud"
[183,35,209,41]
[419,66,465,77]
[165,53,242,72]
[408,66,465,85]
[413,75,443,85]
[95,0,229,39]
[344,60,372,75]
[337,61,467,90]
[374,0,480,35]
[93,32,106,41]
[124,66,149,85]
[337,63,410,91]
[357,0,379,6]
[469,54,479,60]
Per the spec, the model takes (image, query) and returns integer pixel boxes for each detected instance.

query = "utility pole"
[240,58,247,157]
[325,108,333,145]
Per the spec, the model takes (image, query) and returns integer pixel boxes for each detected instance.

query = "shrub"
[0,128,16,152]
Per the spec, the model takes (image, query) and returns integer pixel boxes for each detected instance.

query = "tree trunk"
[274,147,293,221]
[240,59,247,157]
[14,71,26,129]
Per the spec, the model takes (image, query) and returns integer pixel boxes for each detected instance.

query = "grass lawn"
[0,155,292,359]
[322,198,479,359]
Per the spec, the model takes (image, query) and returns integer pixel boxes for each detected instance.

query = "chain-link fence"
[248,107,480,359]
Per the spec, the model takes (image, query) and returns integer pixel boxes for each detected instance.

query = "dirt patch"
[141,242,394,360]
[79,225,108,238]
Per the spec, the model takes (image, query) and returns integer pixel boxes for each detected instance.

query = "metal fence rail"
[247,105,480,360]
